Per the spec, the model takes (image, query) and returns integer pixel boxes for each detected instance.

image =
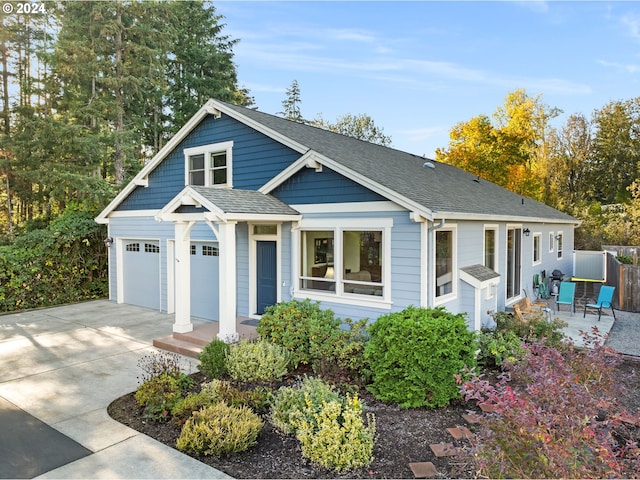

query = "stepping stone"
[458,426,475,440]
[479,403,497,413]
[447,426,475,440]
[462,412,481,424]
[409,462,437,478]
[613,412,640,426]
[429,442,459,457]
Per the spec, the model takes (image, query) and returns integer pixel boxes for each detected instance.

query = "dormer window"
[184,141,233,188]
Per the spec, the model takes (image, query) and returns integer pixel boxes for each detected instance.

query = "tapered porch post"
[173,220,194,333]
[217,220,239,343]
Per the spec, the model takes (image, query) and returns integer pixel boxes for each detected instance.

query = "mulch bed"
[108,359,640,479]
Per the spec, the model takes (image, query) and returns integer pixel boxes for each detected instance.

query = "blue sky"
[215,1,640,158]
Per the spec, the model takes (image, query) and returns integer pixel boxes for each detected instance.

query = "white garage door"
[123,240,161,310]
[190,242,220,320]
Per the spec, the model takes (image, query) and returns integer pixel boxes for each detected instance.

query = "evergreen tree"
[279,80,305,122]
[163,1,252,142]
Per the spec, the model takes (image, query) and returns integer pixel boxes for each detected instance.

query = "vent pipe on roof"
[423,161,435,169]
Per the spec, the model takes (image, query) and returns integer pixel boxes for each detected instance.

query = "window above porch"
[184,141,234,189]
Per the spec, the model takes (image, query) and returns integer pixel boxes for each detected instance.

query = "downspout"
[428,219,445,232]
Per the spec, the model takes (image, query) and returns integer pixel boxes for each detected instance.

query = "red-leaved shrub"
[459,328,640,478]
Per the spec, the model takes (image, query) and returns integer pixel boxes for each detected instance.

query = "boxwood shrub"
[364,306,477,408]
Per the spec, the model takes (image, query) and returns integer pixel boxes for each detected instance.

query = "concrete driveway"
[0,300,230,479]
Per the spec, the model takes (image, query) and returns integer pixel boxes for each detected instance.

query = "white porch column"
[218,221,239,343]
[173,221,194,333]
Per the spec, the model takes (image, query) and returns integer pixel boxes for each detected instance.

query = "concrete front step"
[153,335,203,359]
[174,323,218,347]
[152,319,259,358]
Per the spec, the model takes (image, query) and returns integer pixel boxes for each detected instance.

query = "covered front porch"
[156,185,300,342]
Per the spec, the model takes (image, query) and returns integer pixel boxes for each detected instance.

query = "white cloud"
[621,13,640,41]
[324,28,376,43]
[598,59,640,74]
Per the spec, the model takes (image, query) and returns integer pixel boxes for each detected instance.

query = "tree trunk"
[113,6,124,185]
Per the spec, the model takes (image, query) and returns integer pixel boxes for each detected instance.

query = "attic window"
[184,141,233,188]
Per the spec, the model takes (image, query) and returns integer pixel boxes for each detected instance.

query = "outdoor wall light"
[104,236,114,248]
[523,228,531,237]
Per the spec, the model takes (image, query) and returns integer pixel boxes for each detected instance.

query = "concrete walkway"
[0,300,230,479]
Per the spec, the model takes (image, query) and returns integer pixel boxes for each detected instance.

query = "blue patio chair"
[555,281,576,314]
[583,285,616,321]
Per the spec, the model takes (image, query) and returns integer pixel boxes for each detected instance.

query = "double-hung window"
[184,141,233,188]
[296,219,392,304]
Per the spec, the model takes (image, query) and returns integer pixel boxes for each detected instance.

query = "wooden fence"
[604,246,640,312]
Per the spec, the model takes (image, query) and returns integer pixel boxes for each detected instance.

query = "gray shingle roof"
[190,186,299,215]
[221,101,576,222]
[461,264,501,283]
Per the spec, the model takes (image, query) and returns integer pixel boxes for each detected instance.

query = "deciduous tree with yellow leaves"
[436,89,559,201]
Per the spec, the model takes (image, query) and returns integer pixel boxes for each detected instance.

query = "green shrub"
[134,374,181,421]
[171,390,218,423]
[226,339,290,382]
[201,379,274,414]
[476,329,525,368]
[314,317,370,378]
[364,306,477,408]
[493,310,567,347]
[270,377,341,435]
[176,402,263,456]
[616,254,634,265]
[296,394,376,471]
[0,208,108,312]
[257,299,341,369]
[198,338,229,379]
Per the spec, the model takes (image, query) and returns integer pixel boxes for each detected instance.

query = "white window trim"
[483,224,498,271]
[549,231,554,253]
[292,217,393,308]
[248,223,281,319]
[184,141,234,188]
[556,231,564,259]
[505,225,523,305]
[433,224,457,306]
[533,232,542,266]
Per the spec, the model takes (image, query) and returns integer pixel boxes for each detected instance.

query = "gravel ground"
[605,309,640,358]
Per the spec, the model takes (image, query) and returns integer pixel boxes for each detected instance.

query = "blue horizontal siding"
[118,113,301,211]
[272,166,386,204]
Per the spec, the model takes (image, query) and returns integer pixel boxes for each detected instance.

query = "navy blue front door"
[256,241,277,315]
